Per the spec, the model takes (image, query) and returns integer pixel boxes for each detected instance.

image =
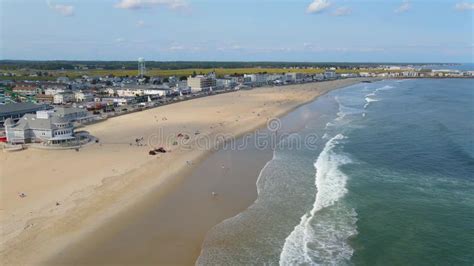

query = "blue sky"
[1,0,473,62]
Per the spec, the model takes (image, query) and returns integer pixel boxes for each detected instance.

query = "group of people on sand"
[132,137,145,146]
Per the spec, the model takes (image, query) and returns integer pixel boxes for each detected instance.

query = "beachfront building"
[143,87,173,97]
[53,107,92,123]
[4,110,75,145]
[100,97,136,106]
[243,74,268,86]
[402,71,419,77]
[0,102,52,128]
[340,73,358,78]
[216,78,237,89]
[324,70,337,79]
[115,88,143,97]
[187,75,216,92]
[265,74,285,85]
[313,73,325,81]
[285,73,305,83]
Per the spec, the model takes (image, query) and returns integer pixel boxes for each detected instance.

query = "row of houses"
[1,70,342,108]
[359,70,474,78]
[185,70,338,92]
[6,67,472,109]
[242,71,338,85]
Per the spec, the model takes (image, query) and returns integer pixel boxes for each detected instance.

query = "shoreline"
[0,78,368,265]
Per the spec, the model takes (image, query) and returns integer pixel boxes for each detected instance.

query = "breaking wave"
[279,134,357,265]
[363,85,394,109]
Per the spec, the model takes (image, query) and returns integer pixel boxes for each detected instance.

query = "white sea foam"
[363,84,395,109]
[364,96,379,109]
[335,96,346,119]
[365,97,378,103]
[335,96,364,120]
[375,85,394,92]
[325,122,334,129]
[255,153,276,195]
[279,134,357,265]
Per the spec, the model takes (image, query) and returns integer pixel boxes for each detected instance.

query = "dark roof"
[0,103,51,116]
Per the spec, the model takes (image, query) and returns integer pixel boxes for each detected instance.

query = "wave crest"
[279,134,357,265]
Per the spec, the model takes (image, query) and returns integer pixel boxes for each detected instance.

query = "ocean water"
[197,79,474,265]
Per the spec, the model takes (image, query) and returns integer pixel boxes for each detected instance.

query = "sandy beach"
[0,78,365,265]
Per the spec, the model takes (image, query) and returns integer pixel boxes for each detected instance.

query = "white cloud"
[168,45,185,51]
[46,0,75,17]
[306,0,331,14]
[394,0,410,13]
[115,0,189,10]
[302,43,385,53]
[332,6,352,16]
[455,2,474,11]
[217,44,244,51]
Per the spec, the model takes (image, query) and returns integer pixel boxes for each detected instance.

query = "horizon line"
[0,59,469,65]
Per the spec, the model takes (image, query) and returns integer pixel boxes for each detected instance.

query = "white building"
[187,75,216,92]
[402,71,419,77]
[74,91,94,102]
[54,92,75,104]
[45,87,66,96]
[177,80,189,90]
[216,78,237,89]
[116,88,143,97]
[5,110,75,145]
[54,107,91,123]
[313,73,325,81]
[324,70,337,79]
[339,73,358,78]
[244,74,268,86]
[143,88,173,97]
[100,97,136,106]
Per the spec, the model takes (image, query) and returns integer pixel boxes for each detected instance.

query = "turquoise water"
[198,79,474,265]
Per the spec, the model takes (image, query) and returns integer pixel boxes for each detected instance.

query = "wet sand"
[46,130,274,265]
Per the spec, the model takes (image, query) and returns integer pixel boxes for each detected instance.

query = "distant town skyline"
[1,0,473,63]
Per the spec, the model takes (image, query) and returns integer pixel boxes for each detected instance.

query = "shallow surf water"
[198,79,474,265]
